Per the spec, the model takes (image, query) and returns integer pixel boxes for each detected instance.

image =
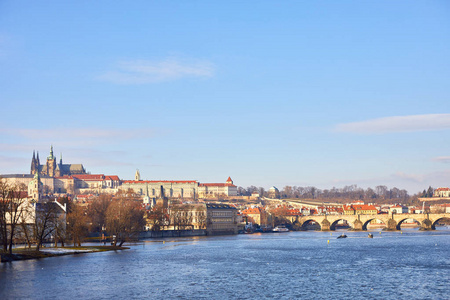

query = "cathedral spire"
[31,150,37,174]
[49,145,54,159]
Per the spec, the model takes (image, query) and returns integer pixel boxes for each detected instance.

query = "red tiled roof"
[122,180,198,184]
[436,187,450,191]
[55,175,73,179]
[353,205,377,210]
[72,174,105,180]
[199,183,236,187]
[242,207,262,215]
[105,175,120,181]
[344,204,377,211]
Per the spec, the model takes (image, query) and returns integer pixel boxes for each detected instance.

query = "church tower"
[28,172,43,202]
[55,153,63,177]
[31,150,37,174]
[31,150,41,175]
[36,151,40,169]
[46,145,57,177]
[135,169,141,181]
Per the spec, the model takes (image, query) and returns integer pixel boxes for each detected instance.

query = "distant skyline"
[1,1,449,193]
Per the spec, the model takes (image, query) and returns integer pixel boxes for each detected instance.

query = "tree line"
[238,184,425,205]
[0,179,146,254]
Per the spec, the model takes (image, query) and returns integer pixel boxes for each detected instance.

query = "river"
[1,229,449,299]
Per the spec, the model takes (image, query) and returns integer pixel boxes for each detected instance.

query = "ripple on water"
[1,231,449,299]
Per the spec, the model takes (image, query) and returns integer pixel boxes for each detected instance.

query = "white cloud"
[433,156,450,163]
[392,172,424,183]
[0,128,155,139]
[0,127,161,149]
[335,114,450,134]
[96,57,215,84]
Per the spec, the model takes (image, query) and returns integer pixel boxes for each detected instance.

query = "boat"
[337,234,347,239]
[368,233,373,238]
[273,225,289,232]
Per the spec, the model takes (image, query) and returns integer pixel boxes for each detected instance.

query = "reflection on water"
[1,230,449,299]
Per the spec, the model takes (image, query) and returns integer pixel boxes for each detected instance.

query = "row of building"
[2,147,238,202]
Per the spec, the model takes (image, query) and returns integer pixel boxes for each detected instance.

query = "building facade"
[121,177,238,199]
[198,177,238,197]
[434,187,450,198]
[206,203,238,235]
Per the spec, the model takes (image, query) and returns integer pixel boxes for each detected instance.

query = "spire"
[135,169,141,181]
[60,153,63,165]
[49,145,54,159]
[31,150,36,174]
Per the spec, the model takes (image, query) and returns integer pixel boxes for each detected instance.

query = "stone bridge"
[297,213,450,231]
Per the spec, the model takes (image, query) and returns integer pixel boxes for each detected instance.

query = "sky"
[0,1,449,194]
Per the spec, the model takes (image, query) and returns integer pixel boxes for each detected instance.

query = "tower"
[28,172,43,202]
[46,145,57,177]
[55,153,63,177]
[31,150,41,175]
[135,169,141,181]
[31,150,37,174]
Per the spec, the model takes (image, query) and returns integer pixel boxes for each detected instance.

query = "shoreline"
[1,246,129,263]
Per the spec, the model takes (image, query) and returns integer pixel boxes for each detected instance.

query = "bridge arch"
[362,218,387,230]
[330,219,352,231]
[301,219,321,231]
[431,217,450,230]
[396,218,421,230]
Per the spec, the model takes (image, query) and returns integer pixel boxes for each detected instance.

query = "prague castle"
[1,146,238,199]
[30,145,86,177]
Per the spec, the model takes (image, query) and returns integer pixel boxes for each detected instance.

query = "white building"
[434,187,450,198]
[198,177,238,197]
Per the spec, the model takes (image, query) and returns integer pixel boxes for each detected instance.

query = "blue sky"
[1,1,449,193]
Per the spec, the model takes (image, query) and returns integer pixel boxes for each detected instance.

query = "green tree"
[427,186,434,198]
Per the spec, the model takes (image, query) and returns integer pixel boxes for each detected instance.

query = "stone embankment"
[1,246,127,263]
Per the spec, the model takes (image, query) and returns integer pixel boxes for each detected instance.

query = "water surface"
[1,229,449,299]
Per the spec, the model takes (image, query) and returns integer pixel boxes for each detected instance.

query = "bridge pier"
[419,219,434,231]
[386,219,398,231]
[321,219,331,231]
[352,220,363,231]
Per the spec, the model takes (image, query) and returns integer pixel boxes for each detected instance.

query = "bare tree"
[171,204,194,231]
[33,202,61,251]
[87,194,112,233]
[67,204,89,247]
[0,179,28,254]
[282,186,293,198]
[105,199,144,246]
[147,204,169,231]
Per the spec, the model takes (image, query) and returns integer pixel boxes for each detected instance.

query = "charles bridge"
[296,213,450,231]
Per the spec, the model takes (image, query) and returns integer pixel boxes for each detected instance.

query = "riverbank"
[0,246,128,263]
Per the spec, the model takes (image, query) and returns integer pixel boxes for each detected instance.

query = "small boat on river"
[337,234,347,239]
[273,225,289,232]
[368,233,373,238]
